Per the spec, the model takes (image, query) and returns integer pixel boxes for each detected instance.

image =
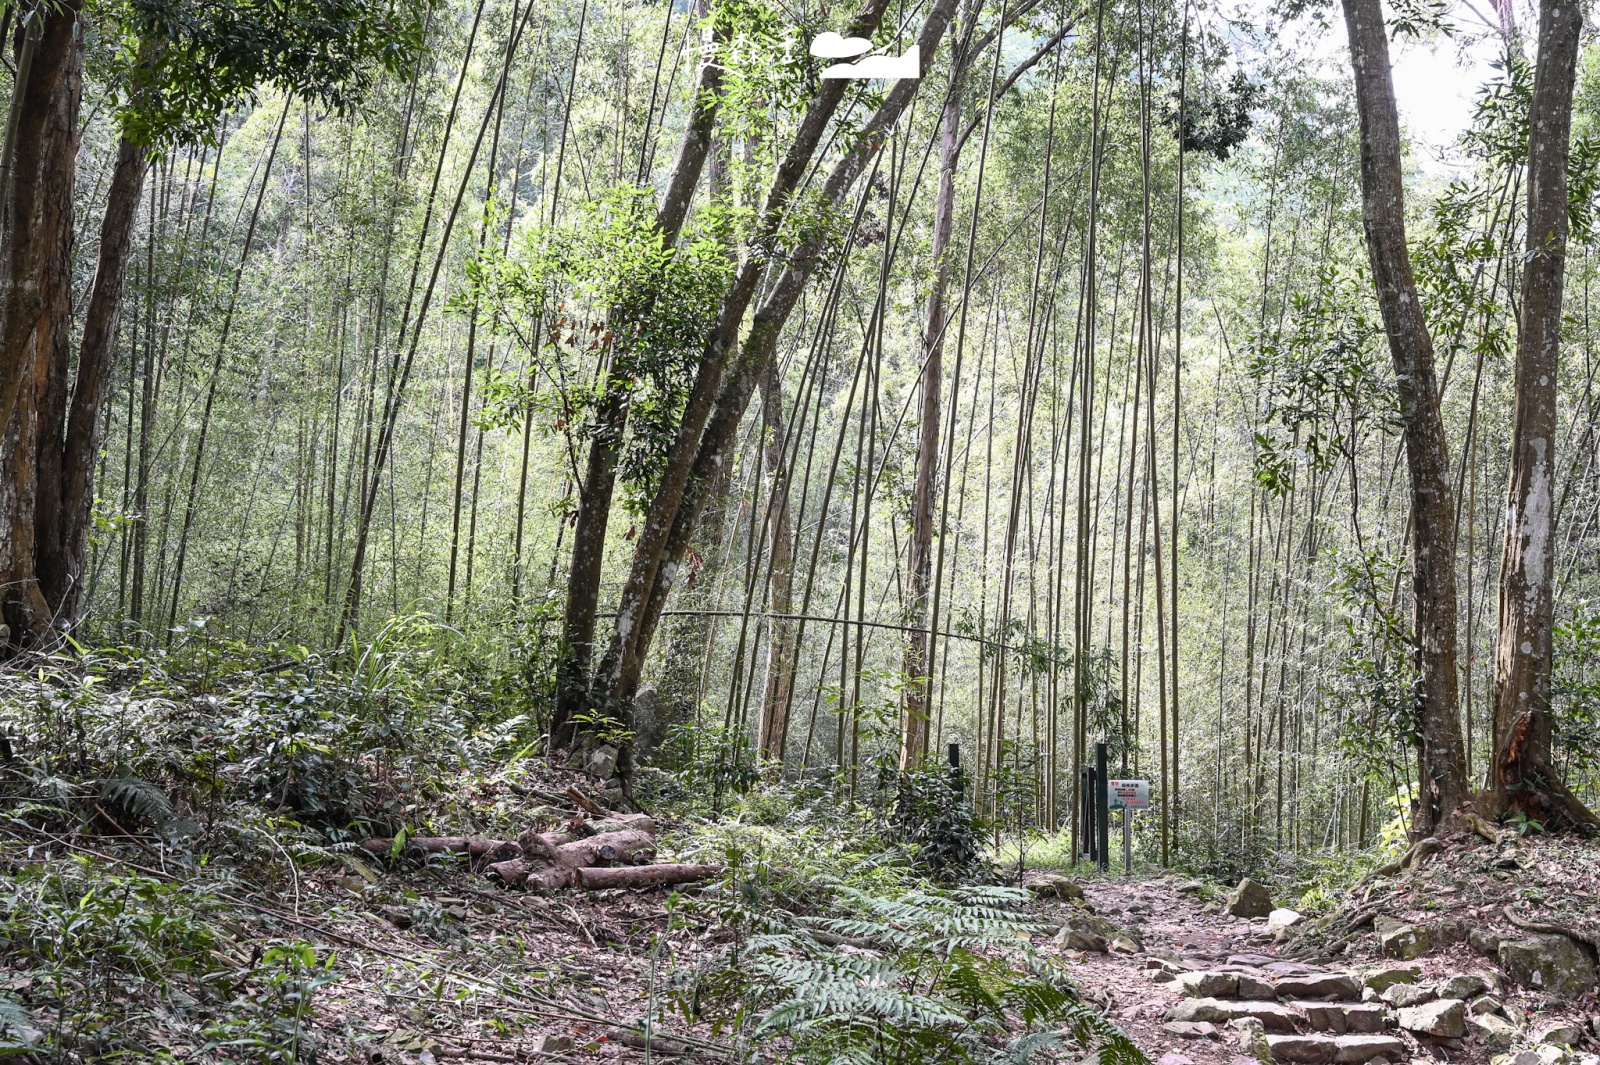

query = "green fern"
[100,775,175,829]
[0,993,37,1047]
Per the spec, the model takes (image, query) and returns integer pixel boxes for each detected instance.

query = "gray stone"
[1395,999,1467,1038]
[1159,1053,1196,1065]
[1499,935,1598,998]
[1267,1035,1338,1063]
[1164,1022,1220,1039]
[583,744,619,780]
[1468,1013,1519,1052]
[1226,879,1277,919]
[1297,1003,1386,1035]
[1054,926,1107,952]
[1167,999,1302,1033]
[1235,1017,1275,1065]
[1536,1025,1584,1047]
[1470,927,1503,958]
[1239,974,1279,1001]
[1176,972,1241,998]
[1470,996,1506,1016]
[1277,974,1362,1002]
[1374,918,1430,961]
[1381,983,1434,1008]
[1177,880,1207,895]
[1435,975,1487,1000]
[1109,933,1143,955]
[531,1034,575,1053]
[1028,874,1085,901]
[1331,1035,1405,1063]
[1363,967,1420,993]
[1270,909,1306,932]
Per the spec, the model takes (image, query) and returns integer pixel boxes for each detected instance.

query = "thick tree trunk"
[756,360,796,762]
[1493,0,1599,832]
[551,35,726,744]
[1340,0,1468,829]
[33,135,148,626]
[0,2,84,649]
[901,53,964,771]
[595,0,959,716]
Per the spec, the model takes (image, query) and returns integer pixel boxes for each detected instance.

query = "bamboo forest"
[1,0,1599,1058]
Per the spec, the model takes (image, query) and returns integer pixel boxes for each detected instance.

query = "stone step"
[1267,1034,1405,1064]
[1275,973,1362,1001]
[1291,1001,1388,1035]
[1165,997,1300,1032]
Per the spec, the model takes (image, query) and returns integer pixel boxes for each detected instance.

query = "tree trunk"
[34,135,148,626]
[0,1,84,649]
[756,359,796,762]
[596,0,958,716]
[901,45,964,771]
[551,34,726,744]
[1340,0,1468,830]
[1492,0,1599,832]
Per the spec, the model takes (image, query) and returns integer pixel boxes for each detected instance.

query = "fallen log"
[517,828,575,859]
[361,837,519,861]
[552,829,656,870]
[574,863,717,890]
[486,857,533,887]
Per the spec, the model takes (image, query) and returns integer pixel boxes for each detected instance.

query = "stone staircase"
[1154,956,1474,1064]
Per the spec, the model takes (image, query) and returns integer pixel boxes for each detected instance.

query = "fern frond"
[101,776,174,827]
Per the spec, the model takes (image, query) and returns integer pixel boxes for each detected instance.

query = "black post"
[1095,741,1110,872]
[948,742,962,799]
[1079,766,1096,861]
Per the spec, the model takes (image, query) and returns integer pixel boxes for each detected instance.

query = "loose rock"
[1395,998,1467,1039]
[1374,917,1430,961]
[1499,935,1598,999]
[1164,1022,1220,1039]
[1363,966,1419,993]
[1469,1013,1519,1051]
[1269,908,1306,933]
[1380,983,1433,1008]
[1226,879,1276,919]
[1436,974,1487,1000]
[1176,972,1241,998]
[1028,873,1085,901]
[1536,1024,1585,1047]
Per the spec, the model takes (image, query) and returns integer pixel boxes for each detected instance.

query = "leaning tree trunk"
[1341,0,1469,830]
[0,1,84,649]
[1492,0,1599,832]
[595,0,959,716]
[550,34,726,744]
[34,135,148,625]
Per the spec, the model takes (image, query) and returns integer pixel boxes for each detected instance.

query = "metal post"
[1123,806,1132,875]
[1095,742,1110,873]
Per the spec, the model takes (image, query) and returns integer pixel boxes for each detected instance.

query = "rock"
[1168,999,1302,1033]
[1164,1022,1220,1039]
[1470,927,1503,958]
[1468,1013,1519,1051]
[1330,1035,1404,1063]
[583,744,619,780]
[530,1034,574,1053]
[1536,1024,1585,1047]
[1054,926,1107,952]
[1500,935,1598,999]
[1177,972,1241,998]
[1109,933,1143,955]
[1267,1035,1338,1063]
[1374,918,1430,961]
[1203,902,1221,914]
[1239,974,1279,1001]
[1361,987,1380,1003]
[1270,909,1306,932]
[1177,880,1207,895]
[1470,996,1506,1016]
[1534,1047,1574,1065]
[1380,984,1434,1008]
[1028,874,1084,901]
[1235,1017,1276,1065]
[1276,974,1362,1001]
[1364,967,1420,993]
[1436,975,1486,1000]
[1226,879,1276,919]
[1433,919,1467,945]
[1396,999,1467,1038]
[1159,1053,1197,1065]
[1296,1003,1386,1035]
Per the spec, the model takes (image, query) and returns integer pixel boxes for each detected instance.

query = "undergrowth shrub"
[667,865,1145,1065]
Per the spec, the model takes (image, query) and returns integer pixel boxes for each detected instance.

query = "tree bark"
[0,1,84,649]
[551,30,726,744]
[34,135,148,626]
[756,359,796,762]
[1492,0,1599,832]
[901,34,965,771]
[1340,0,1468,829]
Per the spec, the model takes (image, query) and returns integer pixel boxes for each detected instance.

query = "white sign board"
[1107,779,1150,810]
